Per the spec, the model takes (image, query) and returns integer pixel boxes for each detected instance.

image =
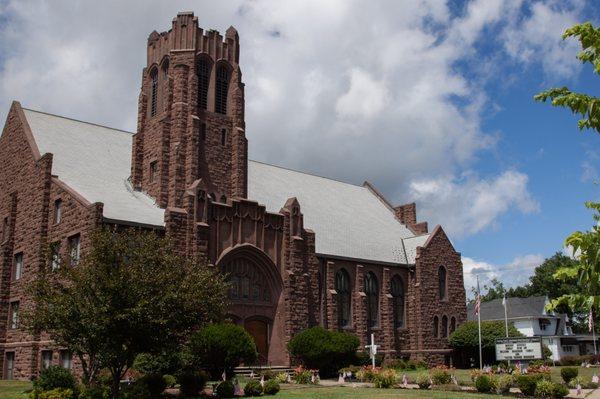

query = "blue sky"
[0,0,599,293]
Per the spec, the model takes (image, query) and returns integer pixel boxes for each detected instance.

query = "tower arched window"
[215,64,230,114]
[365,272,379,328]
[391,275,405,328]
[197,58,211,110]
[450,316,456,334]
[149,68,158,117]
[441,315,448,338]
[438,266,447,300]
[433,315,439,337]
[160,58,169,112]
[335,269,351,328]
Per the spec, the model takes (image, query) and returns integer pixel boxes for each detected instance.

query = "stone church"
[0,12,466,379]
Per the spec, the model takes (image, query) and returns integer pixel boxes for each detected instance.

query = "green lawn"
[277,386,497,398]
[0,381,31,399]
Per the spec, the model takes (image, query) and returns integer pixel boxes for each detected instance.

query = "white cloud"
[462,253,545,297]
[0,0,585,241]
[501,0,583,79]
[409,171,540,238]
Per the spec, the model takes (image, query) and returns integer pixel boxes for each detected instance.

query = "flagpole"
[592,309,598,356]
[503,294,509,338]
[477,275,483,370]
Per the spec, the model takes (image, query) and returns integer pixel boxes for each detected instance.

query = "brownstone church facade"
[0,12,466,379]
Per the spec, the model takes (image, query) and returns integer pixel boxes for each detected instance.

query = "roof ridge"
[23,108,134,135]
[248,159,365,189]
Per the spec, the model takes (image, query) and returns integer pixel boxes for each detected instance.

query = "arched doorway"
[218,245,283,365]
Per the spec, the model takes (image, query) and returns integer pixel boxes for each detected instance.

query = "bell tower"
[131,12,248,209]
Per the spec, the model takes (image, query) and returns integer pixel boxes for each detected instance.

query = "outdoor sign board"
[495,337,543,361]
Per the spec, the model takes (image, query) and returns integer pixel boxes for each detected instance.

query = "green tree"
[185,323,257,379]
[548,202,600,329]
[535,22,600,132]
[26,228,228,399]
[449,321,522,366]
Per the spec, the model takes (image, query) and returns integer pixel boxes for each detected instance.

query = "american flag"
[474,293,481,316]
[590,310,594,333]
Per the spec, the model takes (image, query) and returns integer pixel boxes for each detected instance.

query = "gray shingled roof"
[467,296,551,321]
[22,109,430,265]
[24,109,165,226]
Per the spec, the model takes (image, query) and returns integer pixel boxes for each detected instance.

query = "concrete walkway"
[582,387,600,398]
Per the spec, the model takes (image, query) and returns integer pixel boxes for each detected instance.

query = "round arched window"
[438,266,447,300]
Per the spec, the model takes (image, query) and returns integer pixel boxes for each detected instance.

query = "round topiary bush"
[244,379,263,397]
[287,326,360,377]
[551,382,569,398]
[34,366,77,392]
[186,323,257,379]
[264,379,280,395]
[560,367,578,384]
[177,370,208,397]
[215,380,235,398]
[474,374,492,393]
[139,373,166,395]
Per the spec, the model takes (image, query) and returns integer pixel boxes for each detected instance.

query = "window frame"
[438,266,447,300]
[149,68,159,117]
[390,275,405,328]
[149,161,158,182]
[335,269,352,328]
[54,199,62,224]
[197,58,211,111]
[9,301,19,330]
[215,63,230,115]
[68,234,81,266]
[12,252,23,281]
[433,315,439,338]
[364,271,379,329]
[59,350,72,369]
[441,315,448,338]
[41,350,53,369]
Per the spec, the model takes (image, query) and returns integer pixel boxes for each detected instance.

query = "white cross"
[364,333,378,368]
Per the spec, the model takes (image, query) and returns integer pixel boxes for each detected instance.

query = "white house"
[467,296,597,361]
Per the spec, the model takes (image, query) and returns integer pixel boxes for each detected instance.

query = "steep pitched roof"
[23,109,165,227]
[248,160,426,264]
[466,296,551,321]
[21,108,432,264]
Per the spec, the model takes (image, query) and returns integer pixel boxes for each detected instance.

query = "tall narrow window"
[54,199,62,224]
[365,272,379,328]
[197,59,211,110]
[41,350,53,369]
[4,352,14,380]
[150,69,158,117]
[335,269,351,328]
[450,317,456,334]
[391,275,405,328]
[69,234,80,266]
[200,123,206,141]
[215,65,229,114]
[438,266,447,300]
[59,350,72,369]
[12,253,22,281]
[50,242,61,271]
[9,301,19,329]
[441,315,448,338]
[433,315,439,338]
[149,161,158,182]
[160,59,169,112]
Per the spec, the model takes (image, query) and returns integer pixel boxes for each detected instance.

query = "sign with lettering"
[495,337,543,361]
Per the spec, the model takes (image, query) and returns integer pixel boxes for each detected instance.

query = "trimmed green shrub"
[162,374,176,388]
[35,366,77,392]
[132,352,182,375]
[493,374,513,394]
[186,323,257,378]
[120,382,152,399]
[287,327,360,377]
[293,369,312,384]
[177,370,208,397]
[138,373,166,395]
[475,374,492,393]
[77,385,109,399]
[215,380,235,398]
[535,379,554,398]
[258,369,276,381]
[430,367,452,385]
[38,389,74,399]
[372,369,397,388]
[551,382,569,398]
[416,372,431,389]
[355,351,384,367]
[263,379,280,395]
[243,379,263,397]
[560,367,578,384]
[517,374,546,397]
[274,373,288,384]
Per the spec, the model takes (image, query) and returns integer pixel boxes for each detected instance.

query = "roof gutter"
[315,252,411,268]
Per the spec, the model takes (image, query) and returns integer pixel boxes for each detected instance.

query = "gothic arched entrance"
[218,244,283,365]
